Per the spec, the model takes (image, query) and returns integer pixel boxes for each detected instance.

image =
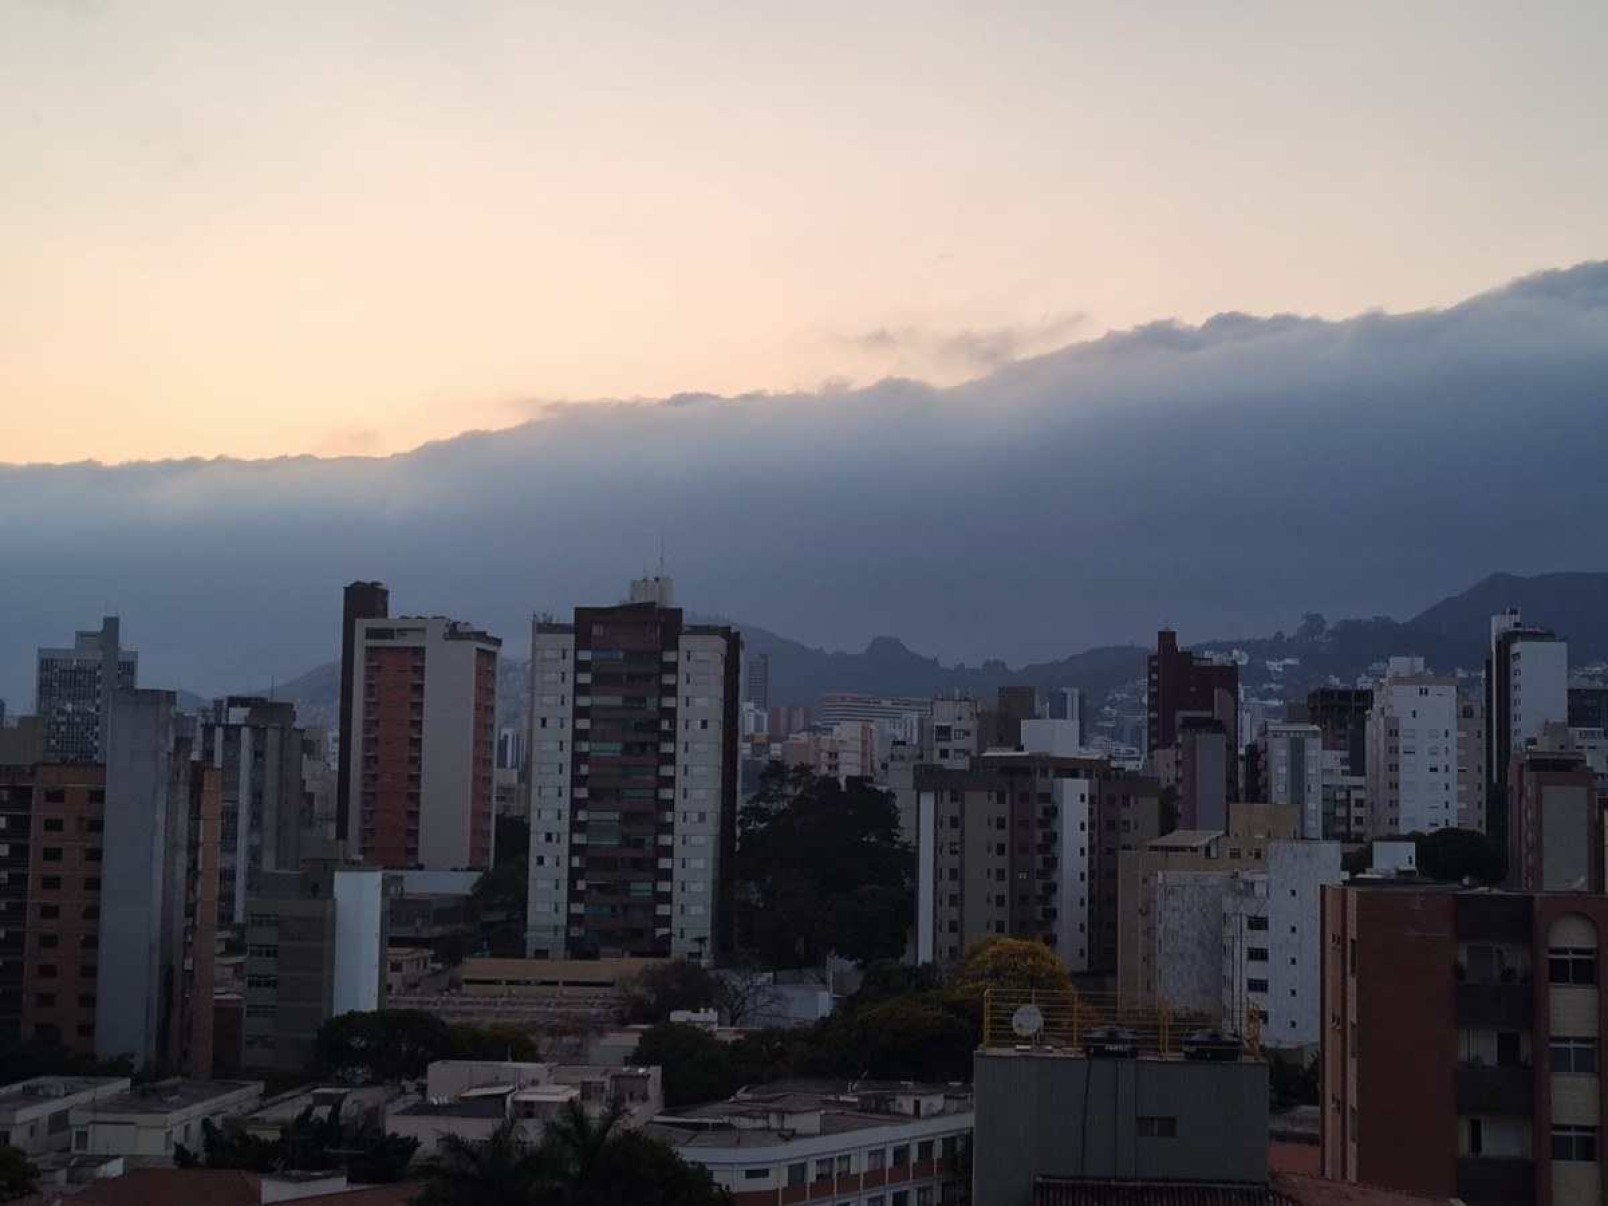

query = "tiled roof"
[1272,1174,1457,1205]
[1035,1179,1295,1205]
[27,1169,262,1206]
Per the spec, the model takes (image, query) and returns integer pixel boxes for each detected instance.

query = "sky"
[5,0,1608,464]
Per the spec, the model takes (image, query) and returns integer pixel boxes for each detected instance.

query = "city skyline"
[6,2,1608,464]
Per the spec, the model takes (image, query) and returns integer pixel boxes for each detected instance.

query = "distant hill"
[228,570,1608,725]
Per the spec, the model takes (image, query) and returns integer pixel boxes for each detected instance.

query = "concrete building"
[68,1079,263,1160]
[0,1077,130,1156]
[97,692,221,1075]
[34,618,137,765]
[915,753,1162,974]
[1147,629,1239,799]
[336,580,390,848]
[1300,687,1374,777]
[346,613,500,870]
[816,693,931,736]
[1488,611,1569,848]
[1322,883,1608,1205]
[972,1045,1268,1205]
[1568,687,1608,732]
[527,578,741,961]
[1459,697,1489,832]
[647,1082,972,1206]
[1117,806,1299,1004]
[198,697,305,927]
[10,764,106,1054]
[1221,840,1343,1048]
[926,696,980,768]
[1508,742,1601,894]
[1319,748,1369,843]
[0,717,45,768]
[1366,658,1459,836]
[743,652,770,711]
[389,1059,662,1155]
[1257,724,1325,839]
[242,863,386,1072]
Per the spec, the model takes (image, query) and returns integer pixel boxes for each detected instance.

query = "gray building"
[96,690,218,1073]
[35,617,137,764]
[199,697,305,926]
[972,1047,1269,1206]
[244,863,387,1072]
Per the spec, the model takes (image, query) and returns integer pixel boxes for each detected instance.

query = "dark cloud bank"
[3,262,1607,706]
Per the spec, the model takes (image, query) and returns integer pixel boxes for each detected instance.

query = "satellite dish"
[1011,1004,1045,1039]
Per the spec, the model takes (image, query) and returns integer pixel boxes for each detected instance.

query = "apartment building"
[1320,748,1369,842]
[34,618,137,765]
[0,1076,130,1156]
[1322,883,1608,1205]
[1147,629,1239,801]
[11,764,106,1054]
[647,1082,972,1206]
[97,691,221,1075]
[526,577,742,961]
[914,752,1162,974]
[1508,743,1601,894]
[1300,687,1374,777]
[1488,611,1569,846]
[1459,697,1489,832]
[345,613,500,870]
[1115,804,1299,1003]
[242,863,386,1072]
[198,696,305,926]
[1366,658,1459,836]
[1257,724,1325,839]
[925,697,979,768]
[69,1079,263,1159]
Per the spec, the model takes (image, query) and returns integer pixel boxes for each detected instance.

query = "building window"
[917,1139,934,1162]
[1549,947,1597,986]
[1551,1039,1599,1075]
[742,1169,767,1181]
[1136,1116,1178,1138]
[1246,916,1268,931]
[1247,947,1269,963]
[1552,1126,1598,1162]
[866,1149,886,1172]
[891,1145,910,1167]
[1247,978,1269,993]
[815,1159,833,1181]
[786,1162,806,1188]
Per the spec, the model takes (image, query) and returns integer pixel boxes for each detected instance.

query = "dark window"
[42,819,63,833]
[41,848,62,862]
[1247,947,1269,962]
[41,876,61,890]
[38,905,59,920]
[1246,916,1269,931]
[1552,1126,1597,1162]
[1549,947,1597,986]
[1551,1038,1599,1075]
[1136,1116,1178,1138]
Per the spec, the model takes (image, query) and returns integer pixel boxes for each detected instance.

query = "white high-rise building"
[1365,658,1459,836]
[1486,609,1568,813]
[526,580,741,962]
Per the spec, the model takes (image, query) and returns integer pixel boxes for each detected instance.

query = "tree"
[542,1101,732,1206]
[448,1022,541,1063]
[623,961,721,1024]
[1413,828,1505,885]
[1269,1052,1320,1112]
[0,1147,38,1203]
[834,995,975,1082]
[314,1010,452,1083]
[733,764,914,967]
[179,1104,420,1183]
[952,938,1073,997]
[471,837,529,958]
[415,1118,552,1206]
[632,1024,740,1108]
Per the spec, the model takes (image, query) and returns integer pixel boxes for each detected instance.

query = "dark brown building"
[1147,629,1238,799]
[336,580,390,845]
[1323,883,1608,1205]
[1300,688,1374,777]
[1509,745,1603,894]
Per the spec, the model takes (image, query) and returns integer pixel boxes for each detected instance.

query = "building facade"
[1257,723,1325,839]
[1488,611,1569,847]
[346,614,499,870]
[1366,658,1459,836]
[1146,628,1239,800]
[1508,745,1601,894]
[1322,884,1608,1205]
[199,697,305,927]
[526,579,742,961]
[34,618,137,764]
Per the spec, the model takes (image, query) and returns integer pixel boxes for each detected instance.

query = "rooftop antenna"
[657,531,667,578]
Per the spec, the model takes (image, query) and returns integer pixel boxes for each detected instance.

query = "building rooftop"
[0,1077,127,1121]
[392,1096,509,1119]
[648,1082,973,1149]
[1148,830,1225,851]
[75,1080,260,1118]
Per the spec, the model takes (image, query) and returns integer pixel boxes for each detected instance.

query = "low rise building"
[0,1077,129,1155]
[648,1081,972,1206]
[68,1079,263,1160]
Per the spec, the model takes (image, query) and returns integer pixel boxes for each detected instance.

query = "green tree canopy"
[1412,827,1505,885]
[733,764,914,967]
[314,1010,452,1083]
[622,961,722,1025]
[632,1024,741,1108]
[0,1147,38,1203]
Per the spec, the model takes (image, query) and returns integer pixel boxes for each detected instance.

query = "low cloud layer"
[3,262,1607,706]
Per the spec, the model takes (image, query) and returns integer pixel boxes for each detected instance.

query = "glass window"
[892,1144,910,1166]
[1551,1038,1599,1075]
[866,1149,887,1172]
[1550,948,1597,986]
[917,1140,934,1162]
[786,1163,806,1189]
[1553,1126,1598,1162]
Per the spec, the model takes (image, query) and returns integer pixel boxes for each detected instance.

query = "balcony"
[1456,1064,1534,1113]
[1455,982,1532,1028]
[1455,1157,1534,1205]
